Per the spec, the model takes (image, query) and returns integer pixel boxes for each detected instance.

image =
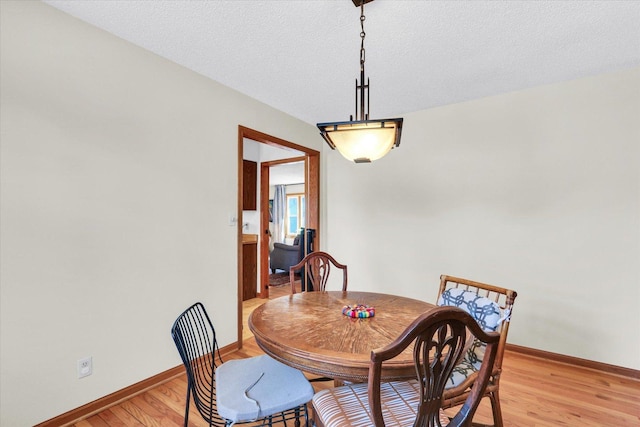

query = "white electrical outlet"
[77,357,92,379]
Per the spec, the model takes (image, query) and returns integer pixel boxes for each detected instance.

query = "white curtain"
[273,185,286,243]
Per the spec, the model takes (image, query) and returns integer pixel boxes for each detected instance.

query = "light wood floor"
[242,283,297,341]
[74,286,640,427]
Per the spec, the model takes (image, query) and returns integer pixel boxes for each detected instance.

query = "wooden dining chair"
[171,302,313,427]
[437,275,518,427]
[289,251,348,294]
[312,306,500,427]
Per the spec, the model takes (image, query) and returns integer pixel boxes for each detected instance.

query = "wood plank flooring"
[73,286,640,427]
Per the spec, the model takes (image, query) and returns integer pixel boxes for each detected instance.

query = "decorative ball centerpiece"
[342,304,375,318]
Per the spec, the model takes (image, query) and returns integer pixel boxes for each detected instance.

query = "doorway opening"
[237,126,320,347]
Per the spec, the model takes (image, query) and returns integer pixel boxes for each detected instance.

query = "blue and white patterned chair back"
[438,288,504,386]
[436,275,518,427]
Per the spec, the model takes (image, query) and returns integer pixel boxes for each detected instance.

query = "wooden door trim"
[267,155,306,166]
[260,155,313,298]
[237,126,320,348]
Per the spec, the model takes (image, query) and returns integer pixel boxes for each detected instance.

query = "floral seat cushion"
[437,288,502,388]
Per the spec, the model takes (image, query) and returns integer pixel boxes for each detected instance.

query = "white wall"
[325,67,640,370]
[0,2,321,425]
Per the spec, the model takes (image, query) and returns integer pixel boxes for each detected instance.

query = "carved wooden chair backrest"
[289,251,348,293]
[368,306,500,427]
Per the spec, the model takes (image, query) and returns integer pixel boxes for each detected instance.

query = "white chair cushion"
[312,380,450,427]
[438,288,502,387]
[216,355,314,422]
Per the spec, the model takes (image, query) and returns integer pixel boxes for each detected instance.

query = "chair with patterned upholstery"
[289,251,348,293]
[437,275,518,427]
[171,302,313,427]
[312,306,500,427]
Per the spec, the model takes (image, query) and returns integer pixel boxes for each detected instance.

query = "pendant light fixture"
[317,0,403,164]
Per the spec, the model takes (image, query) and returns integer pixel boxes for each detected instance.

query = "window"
[286,193,305,237]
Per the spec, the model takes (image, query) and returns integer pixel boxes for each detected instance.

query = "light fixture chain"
[360,3,366,70]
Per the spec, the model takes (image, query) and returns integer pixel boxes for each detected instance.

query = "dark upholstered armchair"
[270,232,304,274]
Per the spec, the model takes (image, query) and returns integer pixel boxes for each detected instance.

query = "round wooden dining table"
[248,291,435,383]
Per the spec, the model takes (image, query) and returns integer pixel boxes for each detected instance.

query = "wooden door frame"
[260,155,306,298]
[237,126,320,347]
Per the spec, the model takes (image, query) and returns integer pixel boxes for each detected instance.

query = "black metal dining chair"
[171,302,313,426]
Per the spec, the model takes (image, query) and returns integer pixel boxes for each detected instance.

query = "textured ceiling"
[43,0,640,125]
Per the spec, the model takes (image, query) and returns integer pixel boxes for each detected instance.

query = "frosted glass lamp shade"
[317,118,403,163]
